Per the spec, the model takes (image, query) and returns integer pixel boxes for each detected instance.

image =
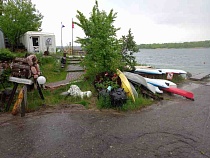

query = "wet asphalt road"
[0,81,210,158]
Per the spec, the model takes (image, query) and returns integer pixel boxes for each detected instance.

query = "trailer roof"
[25,31,55,36]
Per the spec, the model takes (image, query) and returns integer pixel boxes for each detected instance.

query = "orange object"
[12,89,24,115]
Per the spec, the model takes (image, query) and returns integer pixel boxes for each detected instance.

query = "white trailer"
[20,31,56,53]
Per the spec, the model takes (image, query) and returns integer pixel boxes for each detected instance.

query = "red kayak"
[161,87,194,101]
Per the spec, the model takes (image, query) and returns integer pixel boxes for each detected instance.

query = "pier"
[190,72,210,81]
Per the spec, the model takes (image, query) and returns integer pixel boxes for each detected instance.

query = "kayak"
[117,69,135,102]
[161,87,194,101]
[123,71,157,94]
[144,78,169,88]
[134,68,163,75]
[157,69,187,74]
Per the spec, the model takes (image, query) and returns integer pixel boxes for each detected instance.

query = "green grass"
[37,55,67,83]
[96,94,153,111]
[120,95,153,111]
[26,80,96,111]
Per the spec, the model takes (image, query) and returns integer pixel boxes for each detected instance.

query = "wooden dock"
[190,72,210,81]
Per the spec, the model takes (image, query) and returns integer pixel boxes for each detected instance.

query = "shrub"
[0,48,15,61]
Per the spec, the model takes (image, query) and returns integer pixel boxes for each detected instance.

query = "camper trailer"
[20,31,56,53]
[0,29,5,49]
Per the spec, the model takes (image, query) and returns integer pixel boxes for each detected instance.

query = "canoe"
[161,87,194,101]
[123,72,157,94]
[117,69,135,102]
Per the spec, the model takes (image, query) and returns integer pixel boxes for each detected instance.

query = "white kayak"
[134,68,163,75]
[157,69,187,74]
[147,83,163,94]
[144,78,177,89]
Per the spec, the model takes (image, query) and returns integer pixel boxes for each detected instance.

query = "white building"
[20,31,56,53]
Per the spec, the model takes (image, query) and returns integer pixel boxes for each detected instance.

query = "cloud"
[31,0,210,45]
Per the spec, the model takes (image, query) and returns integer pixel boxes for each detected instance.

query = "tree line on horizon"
[138,40,210,49]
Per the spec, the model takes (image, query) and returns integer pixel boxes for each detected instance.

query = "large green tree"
[0,0,43,50]
[121,28,139,70]
[74,0,123,81]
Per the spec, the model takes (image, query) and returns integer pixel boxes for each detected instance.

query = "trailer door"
[32,36,40,52]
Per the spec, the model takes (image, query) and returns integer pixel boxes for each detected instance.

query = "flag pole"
[72,18,74,55]
[61,22,63,52]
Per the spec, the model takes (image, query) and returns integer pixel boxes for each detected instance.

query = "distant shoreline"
[138,40,210,49]
[139,47,210,50]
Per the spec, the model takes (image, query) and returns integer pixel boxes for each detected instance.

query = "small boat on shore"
[161,87,194,101]
[134,67,187,75]
[134,68,163,75]
[157,69,187,74]
[117,69,135,102]
[123,71,157,94]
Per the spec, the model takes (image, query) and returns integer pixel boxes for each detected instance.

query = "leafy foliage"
[74,0,123,81]
[0,0,43,50]
[0,48,15,61]
[121,28,139,70]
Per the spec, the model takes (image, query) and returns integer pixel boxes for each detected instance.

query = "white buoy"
[37,76,46,85]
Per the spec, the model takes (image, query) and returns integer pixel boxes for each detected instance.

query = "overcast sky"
[31,0,210,46]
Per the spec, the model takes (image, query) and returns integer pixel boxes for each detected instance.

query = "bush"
[0,48,15,61]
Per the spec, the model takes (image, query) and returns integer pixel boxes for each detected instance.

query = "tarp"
[0,29,5,49]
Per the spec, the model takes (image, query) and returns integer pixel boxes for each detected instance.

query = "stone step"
[66,65,84,72]
[67,61,81,64]
[66,58,82,61]
[66,72,85,80]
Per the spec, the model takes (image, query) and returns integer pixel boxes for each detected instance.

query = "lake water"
[134,48,210,75]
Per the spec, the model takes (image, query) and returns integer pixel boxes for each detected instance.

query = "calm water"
[134,48,210,75]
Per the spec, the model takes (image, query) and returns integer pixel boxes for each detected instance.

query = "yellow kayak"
[116,69,135,102]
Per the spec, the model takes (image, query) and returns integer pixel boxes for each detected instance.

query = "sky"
[31,0,210,46]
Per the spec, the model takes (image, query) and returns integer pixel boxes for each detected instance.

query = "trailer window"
[32,37,39,46]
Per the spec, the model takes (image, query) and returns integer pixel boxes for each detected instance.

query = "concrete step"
[66,65,84,72]
[67,61,81,64]
[190,72,210,81]
[66,58,82,61]
[66,72,85,80]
